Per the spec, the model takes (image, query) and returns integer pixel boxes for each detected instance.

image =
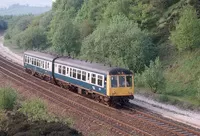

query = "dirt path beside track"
[0,34,23,65]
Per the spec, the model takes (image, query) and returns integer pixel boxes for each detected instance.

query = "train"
[23,51,134,105]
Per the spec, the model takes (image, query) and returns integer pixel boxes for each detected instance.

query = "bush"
[18,98,74,126]
[170,6,200,51]
[0,87,17,110]
[18,98,51,121]
[142,57,165,93]
[134,73,146,88]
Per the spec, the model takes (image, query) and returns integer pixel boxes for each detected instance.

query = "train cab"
[106,68,134,103]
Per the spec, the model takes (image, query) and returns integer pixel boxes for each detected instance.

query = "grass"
[163,49,200,108]
[0,87,17,110]
[135,49,200,110]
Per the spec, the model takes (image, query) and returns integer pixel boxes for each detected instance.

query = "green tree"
[51,18,80,55]
[80,15,156,72]
[19,27,47,50]
[4,15,33,42]
[78,19,93,40]
[103,0,131,20]
[143,57,165,93]
[129,0,160,30]
[39,11,53,31]
[170,6,200,51]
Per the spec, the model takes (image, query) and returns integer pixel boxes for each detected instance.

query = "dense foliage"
[170,6,200,51]
[81,15,156,72]
[0,87,17,110]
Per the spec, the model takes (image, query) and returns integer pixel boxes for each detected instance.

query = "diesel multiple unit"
[23,51,134,105]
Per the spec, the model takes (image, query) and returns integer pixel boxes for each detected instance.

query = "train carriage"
[23,51,57,81]
[54,57,134,104]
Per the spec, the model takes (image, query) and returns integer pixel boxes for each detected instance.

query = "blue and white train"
[24,51,134,105]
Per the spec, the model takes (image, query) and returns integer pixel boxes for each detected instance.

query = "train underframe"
[25,68,133,106]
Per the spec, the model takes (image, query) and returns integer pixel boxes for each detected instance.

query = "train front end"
[106,68,134,105]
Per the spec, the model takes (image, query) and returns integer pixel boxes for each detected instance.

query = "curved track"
[0,55,200,136]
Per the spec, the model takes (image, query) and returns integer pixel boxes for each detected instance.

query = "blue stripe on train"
[24,63,107,95]
[24,63,52,76]
[54,73,107,95]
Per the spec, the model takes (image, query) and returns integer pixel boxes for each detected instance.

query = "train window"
[77,70,81,79]
[98,75,103,86]
[38,60,41,67]
[45,62,47,69]
[42,61,44,68]
[63,66,66,75]
[82,71,86,81]
[70,68,73,77]
[91,74,96,84]
[119,76,125,87]
[58,65,62,74]
[73,69,76,78]
[34,59,36,66]
[38,60,40,67]
[126,76,132,87]
[66,67,69,75]
[40,60,43,68]
[87,73,90,81]
[32,58,34,65]
[36,60,38,66]
[111,76,117,88]
[48,63,50,69]
[27,57,29,63]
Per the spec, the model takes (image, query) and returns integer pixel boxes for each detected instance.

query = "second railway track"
[0,55,200,136]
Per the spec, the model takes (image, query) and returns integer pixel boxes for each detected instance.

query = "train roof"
[24,51,57,61]
[55,57,133,75]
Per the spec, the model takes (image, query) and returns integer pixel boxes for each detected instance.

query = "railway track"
[0,56,147,136]
[121,104,200,136]
[0,55,200,136]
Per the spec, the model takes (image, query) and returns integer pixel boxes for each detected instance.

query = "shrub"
[170,6,200,51]
[0,87,17,110]
[18,98,74,126]
[134,73,146,88]
[142,57,165,93]
[18,98,50,121]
